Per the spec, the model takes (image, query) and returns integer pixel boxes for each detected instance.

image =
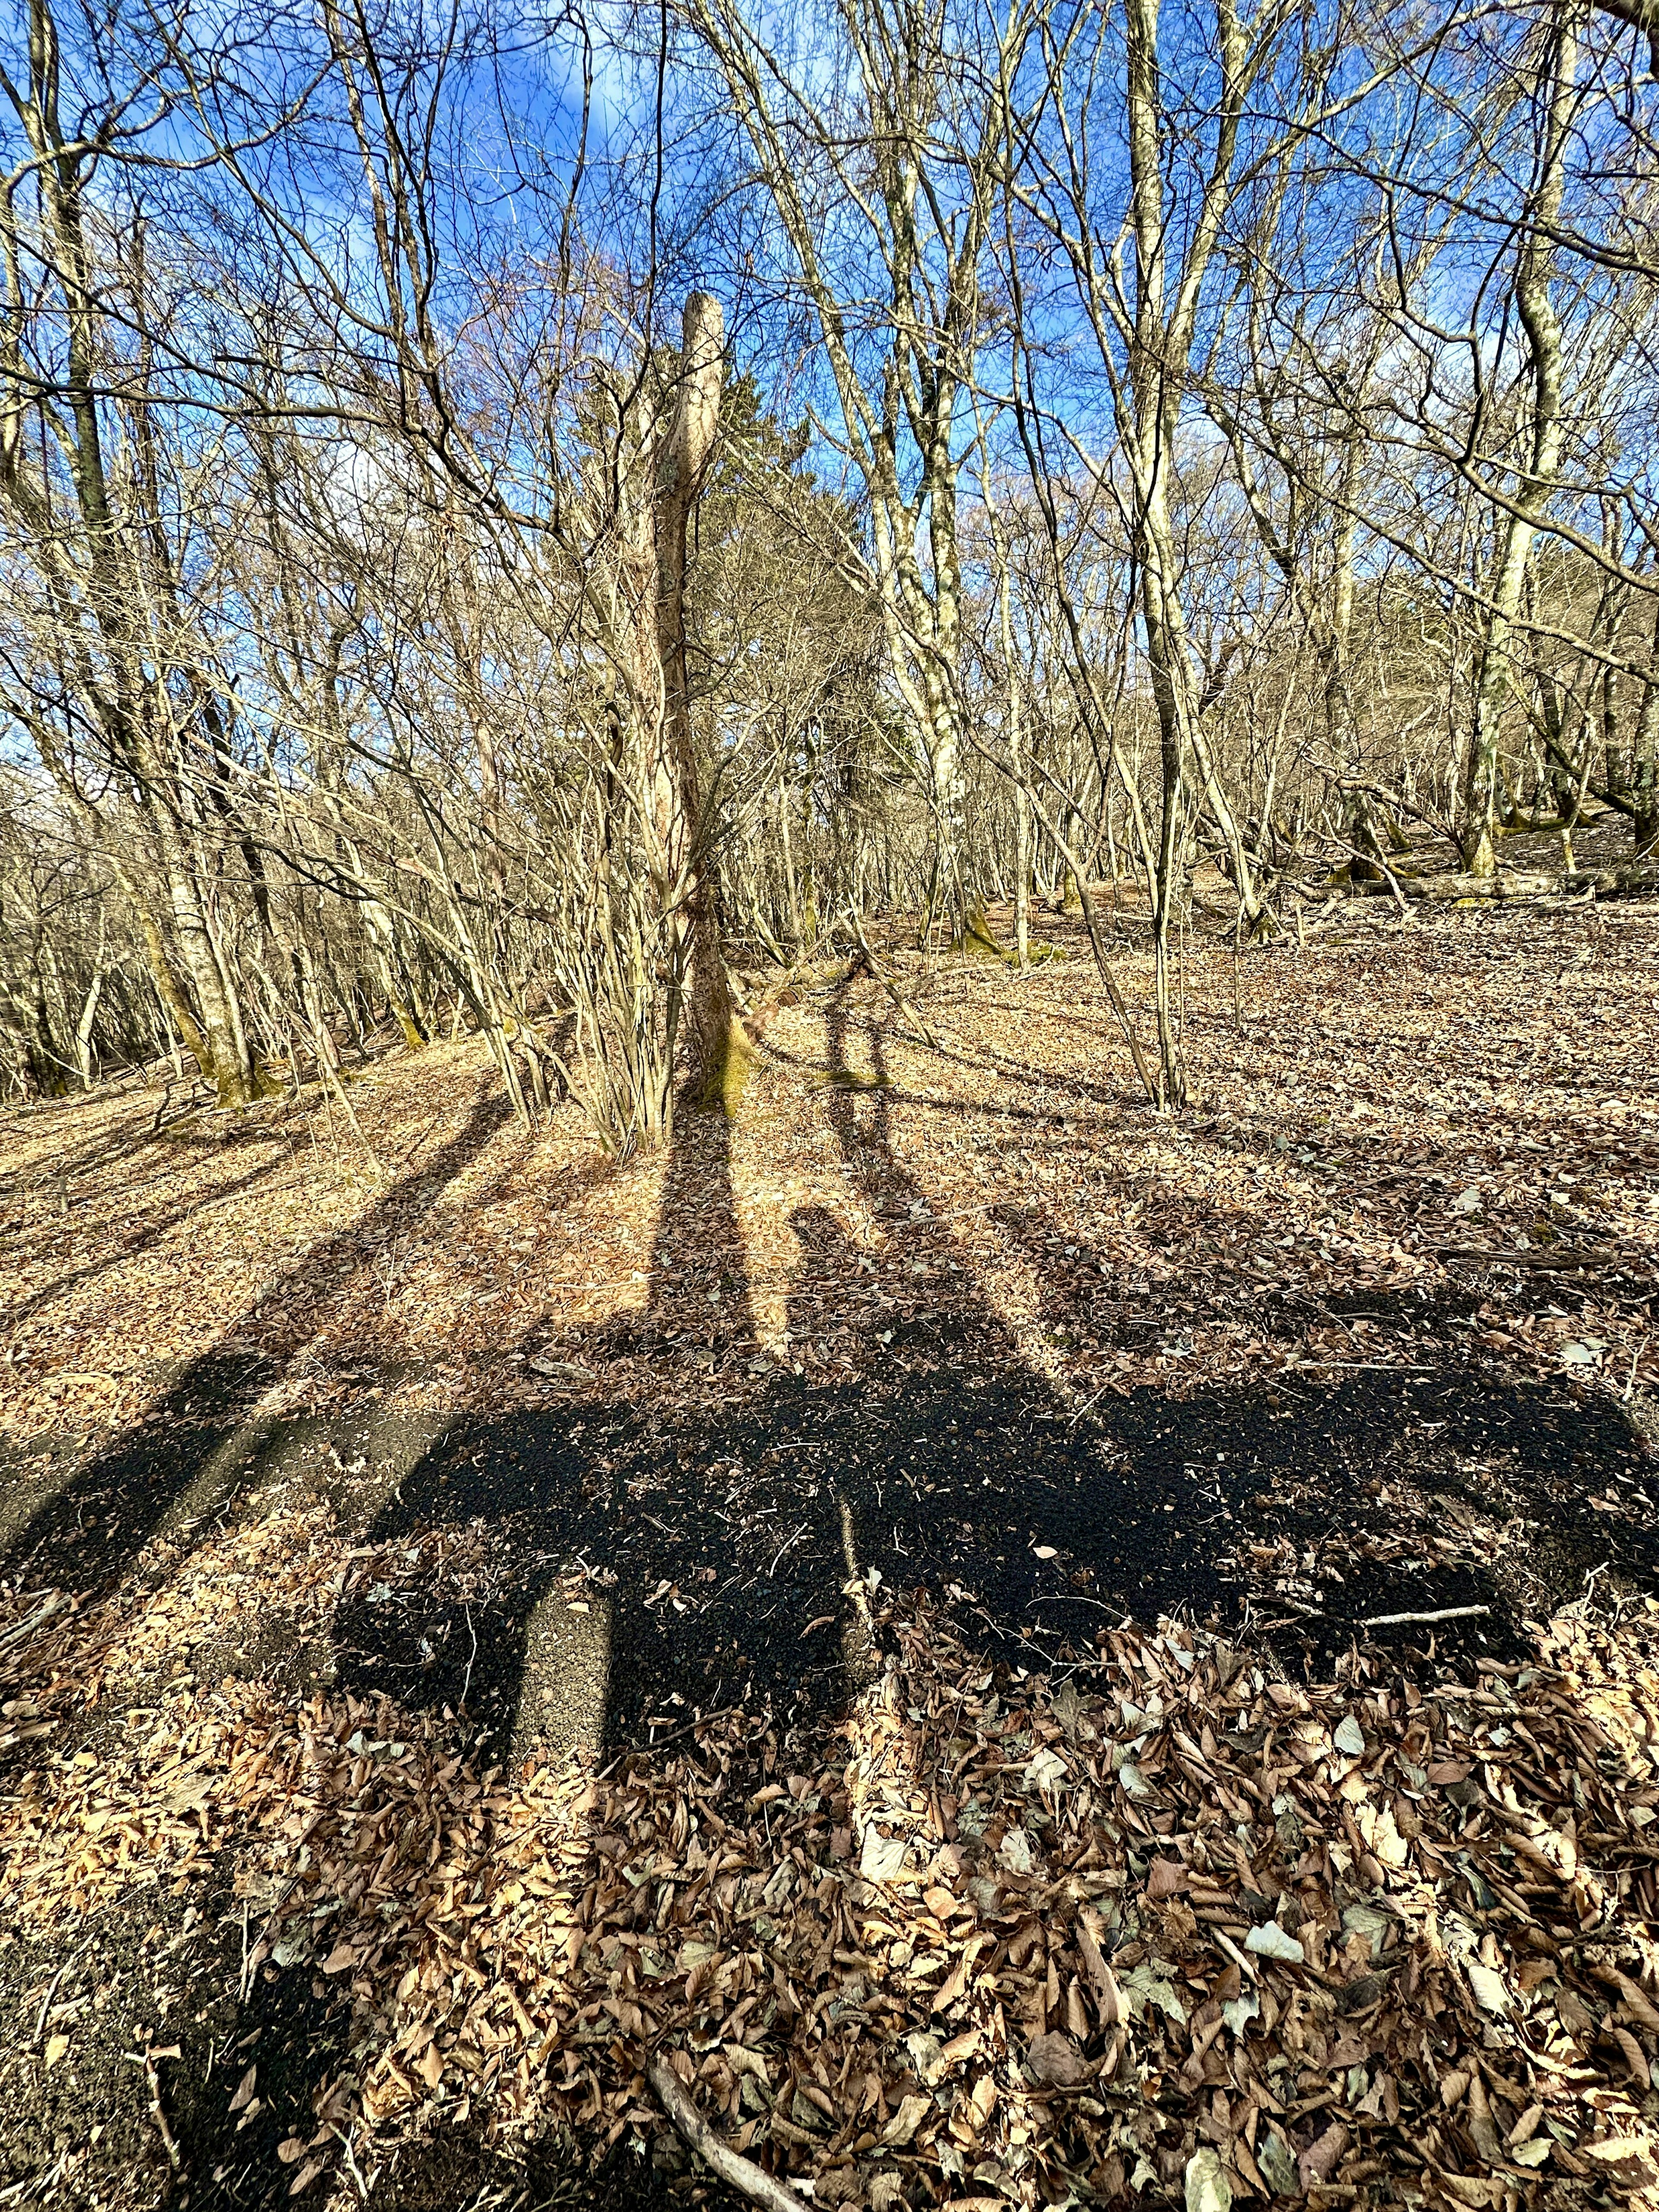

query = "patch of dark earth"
[3,1316,1654,2209]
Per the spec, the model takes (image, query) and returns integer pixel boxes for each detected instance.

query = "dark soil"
[4,1326,1653,2208]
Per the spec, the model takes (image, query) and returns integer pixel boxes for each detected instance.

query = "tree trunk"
[1463,0,1581,874]
[655,292,736,1106]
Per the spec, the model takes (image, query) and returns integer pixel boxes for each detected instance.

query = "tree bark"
[1463,0,1582,875]
[655,291,736,1106]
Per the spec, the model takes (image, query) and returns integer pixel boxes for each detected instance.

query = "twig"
[461,1605,478,1711]
[849,913,941,1049]
[1431,1244,1628,1271]
[331,2125,372,2202]
[648,2056,803,2212]
[124,2051,181,2171]
[1067,1376,1117,1427]
[1360,1605,1490,1629]
[32,1955,73,2046]
[598,1706,742,1777]
[1287,1360,1436,1375]
[0,1592,70,1650]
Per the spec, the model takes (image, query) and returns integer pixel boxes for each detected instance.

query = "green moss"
[719,1026,753,1114]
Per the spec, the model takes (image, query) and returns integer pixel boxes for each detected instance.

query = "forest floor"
[2,893,1658,2212]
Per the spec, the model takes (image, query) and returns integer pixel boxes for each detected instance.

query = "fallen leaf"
[879,2092,931,2146]
[1465,2072,1503,2163]
[1582,2136,1658,2185]
[1466,1962,1510,2014]
[860,1827,910,1884]
[1121,1961,1189,2025]
[1299,2119,1349,2189]
[1185,2145,1233,2212]
[905,2031,945,2086]
[1075,1909,1121,2024]
[1598,1967,1659,2032]
[1020,1741,1065,1796]
[1245,1919,1305,1964]
[998,1827,1034,1875]
[1025,2030,1085,2087]
[1356,1802,1409,1868]
[1256,2131,1298,2194]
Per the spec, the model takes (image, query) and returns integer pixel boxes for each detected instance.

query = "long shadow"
[772,988,1232,1659]
[325,990,1658,1782]
[6,988,1655,2210]
[0,1085,525,2212]
[1,1144,298,1344]
[0,1084,512,1610]
[119,1104,820,2212]
[331,1097,850,1772]
[779,988,1659,1672]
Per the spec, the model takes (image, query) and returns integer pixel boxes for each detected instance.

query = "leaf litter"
[1,902,1658,2206]
[6,1546,1659,2208]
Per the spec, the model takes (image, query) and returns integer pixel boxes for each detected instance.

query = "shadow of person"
[778,1196,1231,1665]
[331,1096,857,1778]
[0,1085,514,1623]
[315,976,1659,1790]
[779,978,1653,1677]
[756,981,1227,1670]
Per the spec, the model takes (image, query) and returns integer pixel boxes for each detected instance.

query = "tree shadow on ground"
[0,1143,301,1342]
[4,992,1656,2209]
[0,1084,513,1621]
[331,982,1657,1787]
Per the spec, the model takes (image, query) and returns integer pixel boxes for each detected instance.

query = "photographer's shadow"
[331,1103,855,1767]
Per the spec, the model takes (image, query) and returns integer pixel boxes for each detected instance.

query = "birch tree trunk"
[1463,0,1583,877]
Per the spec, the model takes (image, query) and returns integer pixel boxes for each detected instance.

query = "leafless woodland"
[2,0,1656,1135]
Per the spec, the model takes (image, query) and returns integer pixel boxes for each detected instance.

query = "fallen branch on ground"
[1435,1244,1634,1271]
[124,2051,180,2173]
[849,912,941,1049]
[1361,1604,1491,1628]
[648,2056,802,2212]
